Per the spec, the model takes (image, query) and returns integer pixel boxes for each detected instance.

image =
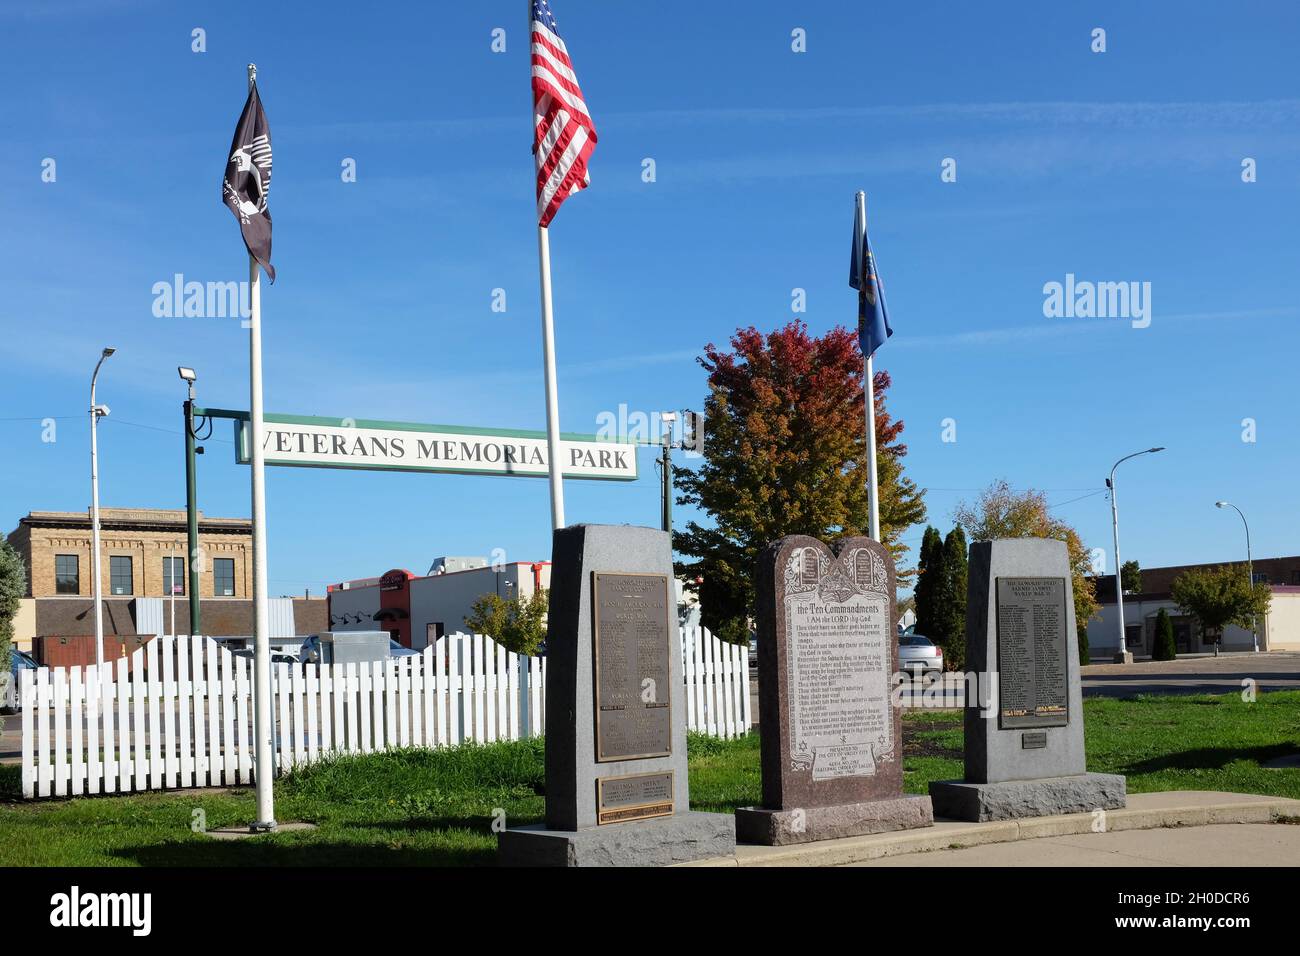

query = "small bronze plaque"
[1022,731,1048,750]
[596,771,674,825]
[592,572,673,762]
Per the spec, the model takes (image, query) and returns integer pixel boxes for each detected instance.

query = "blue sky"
[1,0,1297,596]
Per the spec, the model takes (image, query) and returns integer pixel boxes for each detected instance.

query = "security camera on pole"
[178,366,204,639]
[222,63,277,831]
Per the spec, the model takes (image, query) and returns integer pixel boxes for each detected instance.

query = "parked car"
[3,650,38,712]
[748,636,758,668]
[389,638,420,659]
[299,635,321,664]
[898,633,943,680]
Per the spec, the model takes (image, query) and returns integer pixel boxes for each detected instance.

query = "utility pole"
[1216,500,1257,652]
[90,347,116,668]
[1107,446,1164,663]
[180,367,201,637]
[659,411,678,534]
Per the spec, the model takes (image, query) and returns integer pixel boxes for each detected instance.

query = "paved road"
[843,823,1300,866]
[1080,652,1300,698]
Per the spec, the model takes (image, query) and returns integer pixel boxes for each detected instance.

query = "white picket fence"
[19,627,750,799]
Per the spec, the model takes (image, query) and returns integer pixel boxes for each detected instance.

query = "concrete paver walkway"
[846,823,1300,866]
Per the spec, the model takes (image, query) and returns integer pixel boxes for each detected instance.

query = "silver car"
[898,633,943,679]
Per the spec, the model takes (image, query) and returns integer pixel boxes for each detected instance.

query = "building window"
[1292,570,1300,586]
[1252,572,1269,585]
[163,556,185,596]
[214,558,235,597]
[55,554,79,594]
[110,555,133,595]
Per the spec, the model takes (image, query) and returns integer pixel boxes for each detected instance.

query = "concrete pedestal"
[735,795,933,846]
[497,811,736,867]
[929,773,1127,822]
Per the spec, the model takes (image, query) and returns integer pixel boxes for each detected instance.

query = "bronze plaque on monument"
[592,572,673,762]
[596,771,675,824]
[996,577,1069,729]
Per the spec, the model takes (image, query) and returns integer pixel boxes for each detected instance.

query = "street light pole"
[1107,446,1164,664]
[89,347,116,668]
[179,367,201,638]
[1216,500,1257,652]
[659,411,677,535]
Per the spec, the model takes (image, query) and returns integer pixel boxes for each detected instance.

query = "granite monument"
[735,534,934,845]
[496,524,736,866]
[928,538,1126,821]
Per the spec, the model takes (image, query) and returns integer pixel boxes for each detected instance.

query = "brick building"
[6,508,326,658]
[9,507,252,600]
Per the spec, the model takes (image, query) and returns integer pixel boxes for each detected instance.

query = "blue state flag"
[849,197,892,356]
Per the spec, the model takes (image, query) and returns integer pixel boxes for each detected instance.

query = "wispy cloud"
[280,98,1300,143]
[892,307,1298,350]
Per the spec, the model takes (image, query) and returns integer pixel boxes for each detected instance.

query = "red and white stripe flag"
[531,0,597,227]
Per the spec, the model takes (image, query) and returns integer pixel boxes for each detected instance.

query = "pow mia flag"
[222,82,275,281]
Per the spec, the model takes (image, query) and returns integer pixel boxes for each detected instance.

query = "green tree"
[912,526,944,639]
[1120,559,1142,594]
[463,589,549,656]
[953,479,1100,636]
[674,321,927,640]
[0,532,27,672]
[1077,624,1090,665]
[938,526,969,670]
[1152,607,1176,661]
[1170,566,1270,647]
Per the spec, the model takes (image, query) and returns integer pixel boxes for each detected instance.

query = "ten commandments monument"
[736,535,933,844]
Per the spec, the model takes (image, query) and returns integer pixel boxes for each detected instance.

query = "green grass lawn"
[2,691,1297,866]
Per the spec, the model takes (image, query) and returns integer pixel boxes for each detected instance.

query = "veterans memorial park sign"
[199,409,639,481]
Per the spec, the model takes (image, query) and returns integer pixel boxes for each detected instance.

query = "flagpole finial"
[247,63,257,88]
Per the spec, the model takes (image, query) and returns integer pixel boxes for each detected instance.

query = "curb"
[676,791,1300,867]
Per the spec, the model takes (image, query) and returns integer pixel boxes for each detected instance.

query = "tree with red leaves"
[674,320,926,642]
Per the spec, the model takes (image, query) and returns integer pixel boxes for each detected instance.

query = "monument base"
[497,811,736,867]
[1113,650,1135,664]
[929,773,1126,822]
[735,795,934,846]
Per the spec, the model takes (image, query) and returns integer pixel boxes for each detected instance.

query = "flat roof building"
[327,559,551,649]
[1087,555,1300,656]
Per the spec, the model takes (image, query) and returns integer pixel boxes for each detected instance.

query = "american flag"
[532,0,597,227]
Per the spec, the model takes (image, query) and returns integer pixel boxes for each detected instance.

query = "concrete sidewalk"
[847,823,1300,866]
[682,791,1300,867]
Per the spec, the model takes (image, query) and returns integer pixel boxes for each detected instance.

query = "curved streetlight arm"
[1217,502,1251,567]
[1109,446,1164,485]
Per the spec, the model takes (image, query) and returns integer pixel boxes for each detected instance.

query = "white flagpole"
[537,224,566,531]
[246,62,276,831]
[858,191,881,542]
